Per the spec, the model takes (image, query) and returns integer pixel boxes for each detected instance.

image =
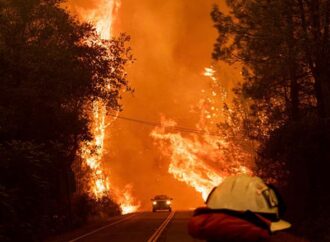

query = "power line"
[108,114,221,137]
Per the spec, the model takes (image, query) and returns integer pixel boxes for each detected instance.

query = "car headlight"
[166,200,171,205]
[152,201,157,205]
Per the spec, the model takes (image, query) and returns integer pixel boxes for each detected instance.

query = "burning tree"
[66,0,140,215]
[151,66,254,201]
[0,0,135,240]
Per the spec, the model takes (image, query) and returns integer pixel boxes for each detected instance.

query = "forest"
[0,0,131,241]
[212,0,330,241]
[0,0,329,241]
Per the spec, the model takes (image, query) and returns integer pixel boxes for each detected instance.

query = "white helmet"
[206,175,291,232]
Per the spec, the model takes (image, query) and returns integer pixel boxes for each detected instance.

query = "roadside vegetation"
[0,0,131,241]
[212,1,330,241]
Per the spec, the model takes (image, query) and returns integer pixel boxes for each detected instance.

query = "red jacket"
[188,207,271,242]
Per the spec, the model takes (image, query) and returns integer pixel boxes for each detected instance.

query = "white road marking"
[147,211,175,242]
[68,213,137,242]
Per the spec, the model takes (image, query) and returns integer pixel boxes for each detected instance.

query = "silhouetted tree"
[212,1,330,241]
[0,0,131,241]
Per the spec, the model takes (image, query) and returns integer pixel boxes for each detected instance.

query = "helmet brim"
[270,219,291,232]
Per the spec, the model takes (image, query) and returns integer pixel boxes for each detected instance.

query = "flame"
[65,0,120,40]
[113,185,141,215]
[151,67,252,201]
[68,0,139,213]
[80,100,109,199]
[151,118,223,200]
[151,117,250,201]
[204,67,216,81]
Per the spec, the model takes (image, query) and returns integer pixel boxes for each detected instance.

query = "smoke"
[105,0,240,210]
[67,0,239,210]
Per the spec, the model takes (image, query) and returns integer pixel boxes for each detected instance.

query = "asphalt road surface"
[49,211,203,242]
[48,211,309,242]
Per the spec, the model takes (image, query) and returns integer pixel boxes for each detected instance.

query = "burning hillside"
[151,67,253,200]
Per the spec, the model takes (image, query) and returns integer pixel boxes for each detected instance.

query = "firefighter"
[188,175,291,242]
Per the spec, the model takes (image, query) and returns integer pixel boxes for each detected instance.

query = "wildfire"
[68,0,139,214]
[151,118,223,200]
[79,100,109,199]
[204,67,216,81]
[151,67,252,201]
[113,185,141,214]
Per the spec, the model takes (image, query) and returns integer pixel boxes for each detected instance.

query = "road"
[48,211,309,242]
[49,211,203,242]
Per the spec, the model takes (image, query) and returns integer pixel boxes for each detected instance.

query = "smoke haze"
[107,0,237,210]
[67,0,240,210]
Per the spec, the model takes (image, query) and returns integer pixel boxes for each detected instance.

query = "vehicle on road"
[151,195,173,212]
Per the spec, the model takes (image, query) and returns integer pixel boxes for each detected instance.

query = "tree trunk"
[298,0,329,118]
[310,0,328,118]
[286,1,300,120]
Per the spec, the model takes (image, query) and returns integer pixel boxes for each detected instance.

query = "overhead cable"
[108,114,221,137]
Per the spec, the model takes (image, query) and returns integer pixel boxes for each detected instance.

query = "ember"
[151,67,252,201]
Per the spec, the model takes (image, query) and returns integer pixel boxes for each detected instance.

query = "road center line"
[147,211,175,242]
[68,213,137,242]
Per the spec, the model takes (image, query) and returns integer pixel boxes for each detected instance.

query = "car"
[151,195,173,212]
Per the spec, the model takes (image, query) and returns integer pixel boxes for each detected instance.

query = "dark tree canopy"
[0,0,131,241]
[212,1,330,241]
